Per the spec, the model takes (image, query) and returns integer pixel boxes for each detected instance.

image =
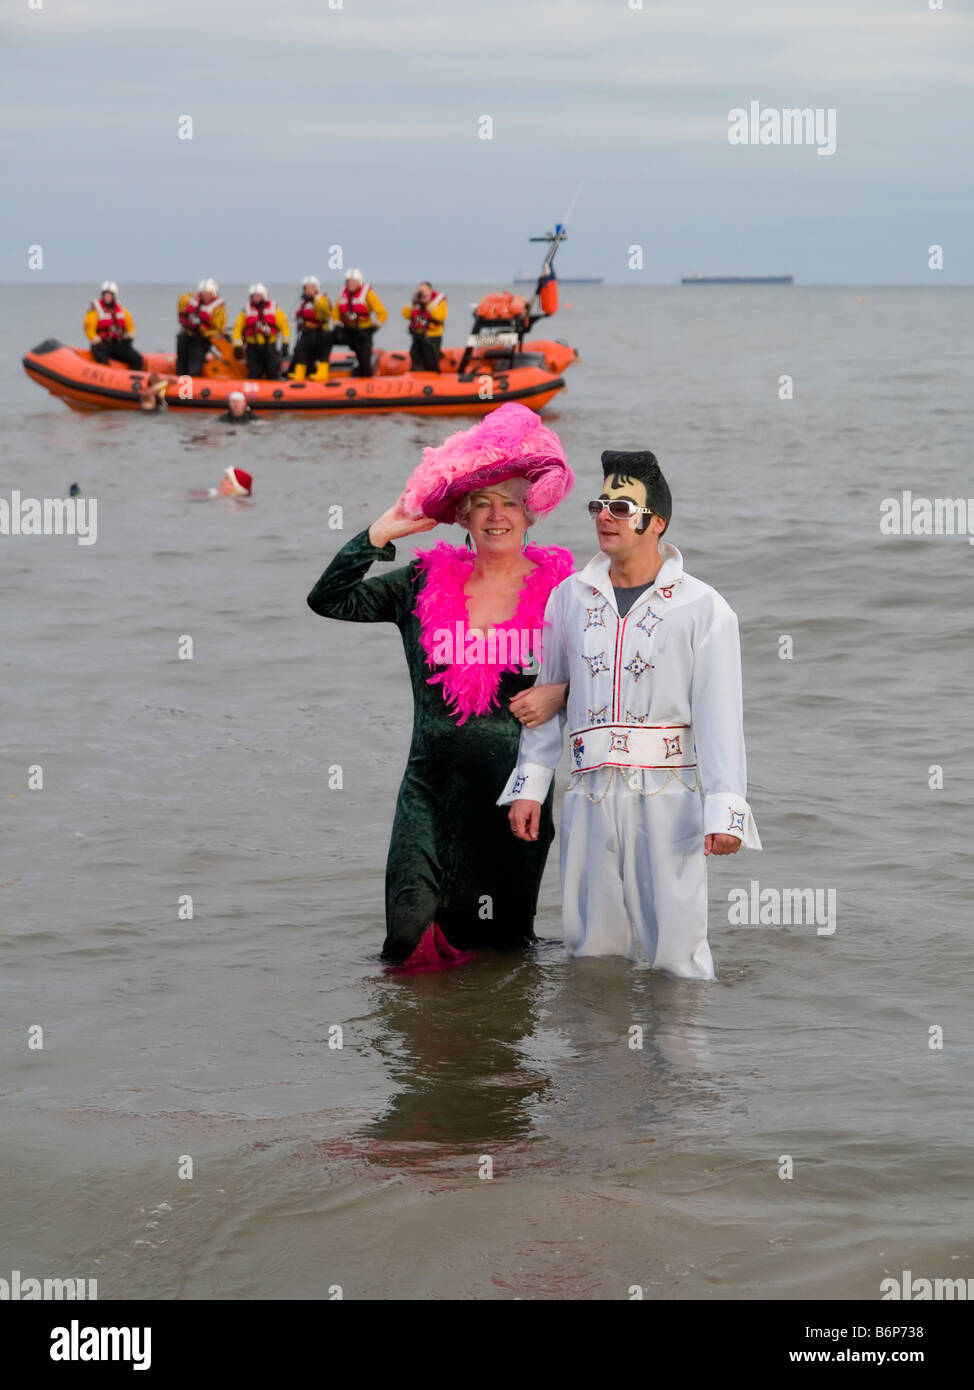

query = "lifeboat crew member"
[333,269,387,378]
[218,390,256,424]
[502,449,761,980]
[232,285,290,380]
[290,276,334,382]
[176,278,226,378]
[402,282,447,372]
[84,282,144,370]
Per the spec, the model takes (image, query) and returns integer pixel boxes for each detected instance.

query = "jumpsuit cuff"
[703,792,762,849]
[496,762,554,806]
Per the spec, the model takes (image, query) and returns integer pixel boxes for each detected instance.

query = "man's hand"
[705,833,742,856]
[509,799,542,841]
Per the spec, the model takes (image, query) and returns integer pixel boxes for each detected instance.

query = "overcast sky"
[3,0,971,284]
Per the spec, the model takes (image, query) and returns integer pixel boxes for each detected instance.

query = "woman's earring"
[465,532,473,552]
[522,530,529,551]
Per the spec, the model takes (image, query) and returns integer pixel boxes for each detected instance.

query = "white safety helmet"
[198,277,219,295]
[249,283,268,299]
[229,391,246,403]
[302,274,320,292]
[346,268,364,285]
[101,280,119,296]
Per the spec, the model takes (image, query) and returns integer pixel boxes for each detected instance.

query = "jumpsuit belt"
[568,722,695,774]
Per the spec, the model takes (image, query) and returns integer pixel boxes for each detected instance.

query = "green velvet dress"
[307,529,569,962]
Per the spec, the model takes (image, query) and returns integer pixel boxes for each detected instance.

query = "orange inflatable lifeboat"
[24,228,582,415]
[22,340,567,416]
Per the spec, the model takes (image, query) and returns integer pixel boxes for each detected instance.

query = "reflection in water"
[358,951,549,1155]
[354,946,734,1176]
[534,960,731,1159]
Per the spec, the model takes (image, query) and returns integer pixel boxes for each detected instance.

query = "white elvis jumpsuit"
[498,543,761,979]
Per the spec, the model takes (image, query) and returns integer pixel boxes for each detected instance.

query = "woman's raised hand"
[369,498,438,549]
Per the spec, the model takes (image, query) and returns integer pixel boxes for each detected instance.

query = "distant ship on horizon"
[681,273,794,285]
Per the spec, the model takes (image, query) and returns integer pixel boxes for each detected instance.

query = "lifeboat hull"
[22,341,567,416]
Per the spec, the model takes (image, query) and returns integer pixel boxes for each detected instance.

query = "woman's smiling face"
[464,481,530,554]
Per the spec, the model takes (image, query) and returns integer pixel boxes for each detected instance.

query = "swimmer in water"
[184,466,254,502]
[139,375,169,412]
[218,391,256,423]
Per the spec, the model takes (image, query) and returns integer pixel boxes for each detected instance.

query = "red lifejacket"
[179,294,201,331]
[296,296,322,332]
[338,284,372,327]
[181,294,224,332]
[198,296,224,331]
[409,290,444,334]
[242,300,280,341]
[92,298,129,342]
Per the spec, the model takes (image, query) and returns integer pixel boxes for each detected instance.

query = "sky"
[2,0,972,284]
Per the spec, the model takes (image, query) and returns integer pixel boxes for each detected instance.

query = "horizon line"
[2,279,970,289]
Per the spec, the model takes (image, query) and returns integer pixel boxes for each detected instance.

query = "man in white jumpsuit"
[499,450,760,979]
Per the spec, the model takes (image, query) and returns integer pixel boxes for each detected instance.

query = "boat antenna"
[526,183,583,313]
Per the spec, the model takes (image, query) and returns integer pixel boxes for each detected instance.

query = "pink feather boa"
[413,541,575,725]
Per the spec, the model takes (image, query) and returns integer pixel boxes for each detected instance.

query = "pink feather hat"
[400,402,573,525]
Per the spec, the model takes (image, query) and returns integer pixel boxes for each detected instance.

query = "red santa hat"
[221,466,252,496]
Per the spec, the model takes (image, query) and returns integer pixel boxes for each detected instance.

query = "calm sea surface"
[2,283,972,1299]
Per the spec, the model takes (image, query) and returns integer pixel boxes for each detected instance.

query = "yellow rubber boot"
[310,362,330,382]
[290,363,307,381]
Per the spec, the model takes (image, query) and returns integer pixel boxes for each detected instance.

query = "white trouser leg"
[560,775,714,980]
[560,780,639,958]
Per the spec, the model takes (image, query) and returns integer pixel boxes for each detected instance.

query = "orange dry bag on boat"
[476,292,527,322]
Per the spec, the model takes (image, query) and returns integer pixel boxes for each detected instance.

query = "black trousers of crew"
[341,326,375,377]
[292,329,333,374]
[409,333,442,373]
[92,339,144,370]
[176,331,208,378]
[245,343,284,380]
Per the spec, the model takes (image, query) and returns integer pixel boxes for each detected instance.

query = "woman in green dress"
[307,403,575,969]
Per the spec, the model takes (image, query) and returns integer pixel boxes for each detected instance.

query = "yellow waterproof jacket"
[232,303,291,346]
[333,286,387,330]
[84,303,135,342]
[402,294,448,339]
